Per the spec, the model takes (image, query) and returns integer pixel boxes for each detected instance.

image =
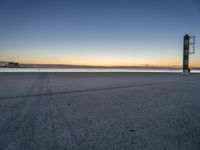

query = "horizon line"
[1,60,200,69]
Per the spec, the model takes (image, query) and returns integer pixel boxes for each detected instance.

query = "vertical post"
[183,34,190,75]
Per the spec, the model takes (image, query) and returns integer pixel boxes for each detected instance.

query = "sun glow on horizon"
[0,56,191,68]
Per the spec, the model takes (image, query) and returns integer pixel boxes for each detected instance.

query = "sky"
[0,0,200,67]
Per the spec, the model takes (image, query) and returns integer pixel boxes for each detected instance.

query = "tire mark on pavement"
[0,73,47,150]
[1,80,198,101]
[35,75,80,149]
[16,74,47,150]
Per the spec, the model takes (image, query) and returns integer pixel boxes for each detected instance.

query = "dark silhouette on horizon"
[1,62,32,68]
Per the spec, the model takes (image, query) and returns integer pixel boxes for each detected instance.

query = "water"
[1,68,200,73]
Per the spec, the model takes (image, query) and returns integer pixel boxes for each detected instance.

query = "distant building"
[4,62,20,68]
[2,62,33,68]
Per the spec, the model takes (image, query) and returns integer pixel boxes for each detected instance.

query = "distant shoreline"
[1,66,200,70]
[1,61,199,70]
[1,67,200,73]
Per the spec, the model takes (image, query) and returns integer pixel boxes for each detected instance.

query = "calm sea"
[0,68,200,73]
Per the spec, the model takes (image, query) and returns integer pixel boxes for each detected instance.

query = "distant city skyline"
[0,0,200,67]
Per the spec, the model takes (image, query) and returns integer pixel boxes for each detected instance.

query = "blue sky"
[0,0,200,67]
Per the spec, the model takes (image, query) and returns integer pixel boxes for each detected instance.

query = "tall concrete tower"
[183,34,195,75]
[183,34,190,75]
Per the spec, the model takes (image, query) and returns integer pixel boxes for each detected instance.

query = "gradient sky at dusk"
[0,0,200,67]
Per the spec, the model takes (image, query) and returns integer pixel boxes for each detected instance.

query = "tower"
[183,34,195,75]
